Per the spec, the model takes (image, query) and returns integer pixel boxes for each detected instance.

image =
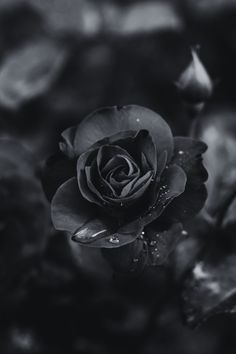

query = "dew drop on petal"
[108,235,120,244]
[73,227,89,240]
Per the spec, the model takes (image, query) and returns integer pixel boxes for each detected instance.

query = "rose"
[45,105,208,253]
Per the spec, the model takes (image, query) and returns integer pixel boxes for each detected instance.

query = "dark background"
[0,0,236,353]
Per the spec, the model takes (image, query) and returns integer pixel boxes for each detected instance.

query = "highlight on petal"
[72,218,143,248]
[61,105,174,161]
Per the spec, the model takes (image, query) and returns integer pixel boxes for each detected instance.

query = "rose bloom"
[45,105,207,254]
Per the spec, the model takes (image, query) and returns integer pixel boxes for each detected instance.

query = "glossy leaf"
[182,252,236,328]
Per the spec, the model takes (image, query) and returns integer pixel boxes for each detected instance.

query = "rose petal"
[51,177,94,233]
[97,130,157,174]
[77,149,105,206]
[157,150,168,176]
[105,171,153,206]
[119,175,140,197]
[164,137,208,221]
[171,137,208,187]
[141,164,187,225]
[85,166,108,205]
[51,178,144,248]
[61,105,173,161]
[72,218,143,248]
[97,144,133,172]
[60,126,77,159]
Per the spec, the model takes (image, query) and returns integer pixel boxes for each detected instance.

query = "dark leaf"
[182,251,236,328]
[102,238,148,273]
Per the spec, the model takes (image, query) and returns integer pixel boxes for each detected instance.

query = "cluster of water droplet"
[108,235,120,244]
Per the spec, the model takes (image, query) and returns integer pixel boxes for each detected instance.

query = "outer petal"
[164,137,208,221]
[51,177,93,233]
[171,137,208,187]
[51,177,143,248]
[141,164,187,226]
[72,218,143,248]
[61,105,174,161]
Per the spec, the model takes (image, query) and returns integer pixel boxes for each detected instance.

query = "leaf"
[61,105,174,162]
[182,252,236,328]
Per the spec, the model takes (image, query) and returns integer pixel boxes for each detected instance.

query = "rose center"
[101,154,140,195]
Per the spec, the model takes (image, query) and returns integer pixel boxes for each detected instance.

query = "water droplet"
[181,230,188,236]
[133,258,139,263]
[73,227,89,240]
[141,231,145,235]
[149,240,156,246]
[136,118,140,122]
[178,150,184,155]
[108,235,120,244]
